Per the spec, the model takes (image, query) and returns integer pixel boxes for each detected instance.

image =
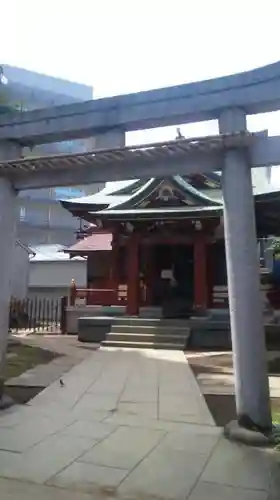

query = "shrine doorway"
[151,244,194,314]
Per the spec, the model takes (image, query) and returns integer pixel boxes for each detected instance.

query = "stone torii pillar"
[219,109,271,434]
[0,142,21,400]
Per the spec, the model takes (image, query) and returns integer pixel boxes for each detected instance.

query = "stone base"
[189,325,231,349]
[78,316,112,343]
[0,393,15,410]
[224,420,272,447]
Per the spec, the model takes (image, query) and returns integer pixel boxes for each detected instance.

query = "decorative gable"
[144,180,196,208]
[101,176,221,212]
[158,182,176,201]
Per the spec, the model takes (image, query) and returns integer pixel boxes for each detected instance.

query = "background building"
[1,64,104,246]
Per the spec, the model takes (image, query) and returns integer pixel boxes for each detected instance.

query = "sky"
[2,0,280,182]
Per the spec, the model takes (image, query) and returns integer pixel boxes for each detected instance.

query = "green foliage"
[271,238,280,258]
[273,413,280,425]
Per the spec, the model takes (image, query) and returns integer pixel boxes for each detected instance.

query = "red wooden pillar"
[126,235,139,315]
[206,243,214,307]
[143,244,154,305]
[110,242,119,304]
[110,242,119,284]
[193,234,208,311]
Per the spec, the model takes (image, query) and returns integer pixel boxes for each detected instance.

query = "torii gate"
[2,61,280,437]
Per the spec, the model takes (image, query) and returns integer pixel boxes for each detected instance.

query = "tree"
[271,238,280,259]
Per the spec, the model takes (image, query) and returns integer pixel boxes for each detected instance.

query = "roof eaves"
[16,239,36,256]
[173,176,222,205]
[105,178,160,210]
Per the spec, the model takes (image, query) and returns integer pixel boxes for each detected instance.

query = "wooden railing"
[70,286,117,306]
[69,279,151,307]
[212,283,276,308]
[69,279,130,306]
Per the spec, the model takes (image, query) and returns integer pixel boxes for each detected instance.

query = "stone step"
[105,332,189,344]
[139,309,162,318]
[109,317,191,327]
[101,340,186,350]
[110,324,190,335]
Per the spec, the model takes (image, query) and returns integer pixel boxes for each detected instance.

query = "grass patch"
[273,413,280,425]
[271,398,280,426]
[4,342,59,381]
[272,411,280,425]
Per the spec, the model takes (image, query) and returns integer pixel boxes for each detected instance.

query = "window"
[19,207,26,221]
[54,187,86,200]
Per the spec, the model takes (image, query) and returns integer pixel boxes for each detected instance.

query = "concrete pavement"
[0,347,279,499]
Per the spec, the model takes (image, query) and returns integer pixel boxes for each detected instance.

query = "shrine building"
[61,171,280,319]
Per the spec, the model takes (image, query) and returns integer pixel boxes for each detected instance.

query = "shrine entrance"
[147,244,194,316]
[152,244,194,305]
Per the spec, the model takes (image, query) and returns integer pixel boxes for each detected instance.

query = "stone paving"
[0,346,279,499]
[5,335,99,389]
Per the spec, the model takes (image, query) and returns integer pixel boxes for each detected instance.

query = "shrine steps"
[110,324,190,335]
[77,312,280,349]
[104,317,192,327]
[101,321,190,350]
[102,340,187,350]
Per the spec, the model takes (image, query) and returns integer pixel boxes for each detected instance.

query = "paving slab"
[104,412,221,433]
[0,433,98,484]
[188,481,268,500]
[49,461,129,493]
[79,425,165,469]
[0,413,76,452]
[61,419,117,440]
[116,401,158,418]
[268,458,280,500]
[0,477,97,500]
[159,425,221,456]
[118,445,209,500]
[6,362,72,388]
[5,335,99,390]
[201,437,274,491]
[15,334,99,359]
[0,346,278,499]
